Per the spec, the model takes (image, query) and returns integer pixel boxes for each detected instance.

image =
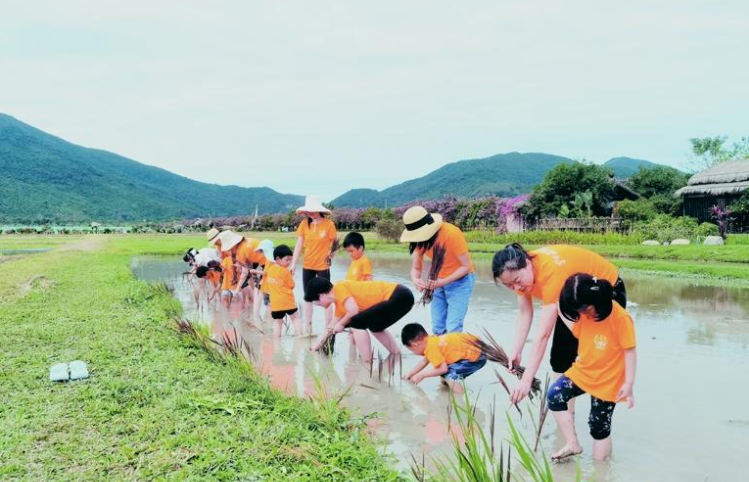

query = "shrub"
[696,222,719,238]
[616,199,657,224]
[633,214,702,243]
[465,230,645,246]
[374,218,403,243]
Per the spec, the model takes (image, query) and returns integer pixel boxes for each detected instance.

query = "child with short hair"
[401,323,486,394]
[263,244,304,337]
[343,232,373,282]
[195,260,222,303]
[547,273,637,461]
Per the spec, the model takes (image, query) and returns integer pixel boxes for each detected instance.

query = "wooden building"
[675,160,749,226]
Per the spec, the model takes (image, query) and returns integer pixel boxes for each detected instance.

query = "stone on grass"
[703,236,724,246]
[670,238,690,245]
[642,240,660,246]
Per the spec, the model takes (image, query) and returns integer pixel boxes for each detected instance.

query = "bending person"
[400,206,475,334]
[306,279,414,361]
[492,243,626,405]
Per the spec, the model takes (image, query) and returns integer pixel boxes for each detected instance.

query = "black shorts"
[348,285,414,333]
[550,277,627,373]
[271,308,298,320]
[302,268,331,298]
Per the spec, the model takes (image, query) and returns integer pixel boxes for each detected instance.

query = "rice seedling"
[327,237,341,266]
[473,329,542,398]
[492,368,522,416]
[533,375,551,452]
[419,243,446,305]
[409,453,427,482]
[315,329,337,356]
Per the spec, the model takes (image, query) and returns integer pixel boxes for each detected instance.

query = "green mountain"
[332,152,574,208]
[0,114,303,223]
[604,157,679,178]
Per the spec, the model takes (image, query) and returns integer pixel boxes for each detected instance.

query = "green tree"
[522,161,616,220]
[627,166,689,214]
[690,136,749,170]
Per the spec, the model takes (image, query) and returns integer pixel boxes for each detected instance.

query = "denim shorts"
[443,356,487,381]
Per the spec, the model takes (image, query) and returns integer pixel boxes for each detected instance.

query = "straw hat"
[216,231,244,252]
[255,239,275,262]
[206,228,220,245]
[399,206,443,243]
[296,195,331,214]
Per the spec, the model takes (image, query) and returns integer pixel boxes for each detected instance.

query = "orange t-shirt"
[523,245,619,306]
[259,261,271,294]
[346,255,373,281]
[206,270,221,287]
[235,238,266,267]
[265,263,296,311]
[220,256,237,291]
[296,218,338,270]
[566,302,636,402]
[331,280,397,318]
[424,333,482,367]
[421,223,475,279]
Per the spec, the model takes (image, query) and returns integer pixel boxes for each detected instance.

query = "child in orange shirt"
[195,261,222,304]
[547,273,637,461]
[343,232,373,282]
[401,323,486,394]
[261,245,303,337]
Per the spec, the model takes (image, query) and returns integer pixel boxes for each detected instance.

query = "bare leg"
[304,301,314,334]
[592,437,612,461]
[273,320,283,338]
[289,312,304,337]
[351,329,372,360]
[252,288,262,321]
[370,330,401,356]
[446,380,464,394]
[550,410,583,459]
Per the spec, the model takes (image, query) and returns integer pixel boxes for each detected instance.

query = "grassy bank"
[0,238,402,481]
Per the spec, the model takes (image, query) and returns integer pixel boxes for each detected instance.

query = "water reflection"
[131,254,749,482]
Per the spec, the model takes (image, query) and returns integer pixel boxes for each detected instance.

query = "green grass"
[0,238,403,481]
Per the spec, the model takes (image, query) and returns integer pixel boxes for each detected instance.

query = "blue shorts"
[443,356,486,381]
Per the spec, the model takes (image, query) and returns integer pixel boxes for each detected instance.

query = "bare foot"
[551,443,583,461]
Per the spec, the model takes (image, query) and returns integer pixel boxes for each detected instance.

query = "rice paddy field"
[1,233,747,481]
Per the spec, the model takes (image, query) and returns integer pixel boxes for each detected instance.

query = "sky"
[1,1,748,200]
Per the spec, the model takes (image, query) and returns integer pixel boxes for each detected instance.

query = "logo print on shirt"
[594,335,608,351]
[319,230,327,239]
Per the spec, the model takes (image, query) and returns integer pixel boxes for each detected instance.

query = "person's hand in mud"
[409,372,426,385]
[311,328,334,351]
[510,377,532,404]
[617,383,635,408]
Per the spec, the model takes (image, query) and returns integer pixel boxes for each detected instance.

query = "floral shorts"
[547,375,616,440]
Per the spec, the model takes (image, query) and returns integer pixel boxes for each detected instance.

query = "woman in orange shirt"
[291,195,338,335]
[547,273,637,461]
[400,206,475,335]
[492,243,627,405]
[306,278,414,362]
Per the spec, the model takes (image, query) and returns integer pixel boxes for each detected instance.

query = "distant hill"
[333,152,574,208]
[0,114,303,223]
[604,157,680,178]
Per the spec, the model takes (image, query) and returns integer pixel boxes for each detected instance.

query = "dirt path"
[59,235,104,252]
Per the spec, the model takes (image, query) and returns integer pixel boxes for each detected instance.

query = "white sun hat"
[295,195,331,214]
[399,206,443,243]
[206,228,220,244]
[255,239,275,262]
[216,230,244,252]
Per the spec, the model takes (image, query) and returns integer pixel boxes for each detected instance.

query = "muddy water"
[132,254,748,482]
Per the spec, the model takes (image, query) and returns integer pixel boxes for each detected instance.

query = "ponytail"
[492,242,533,279]
[559,273,614,322]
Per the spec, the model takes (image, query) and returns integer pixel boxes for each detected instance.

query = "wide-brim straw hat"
[216,231,244,252]
[255,239,275,263]
[206,228,220,245]
[296,195,331,214]
[399,206,443,243]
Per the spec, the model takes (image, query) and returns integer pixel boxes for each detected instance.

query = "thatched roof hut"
[675,160,749,224]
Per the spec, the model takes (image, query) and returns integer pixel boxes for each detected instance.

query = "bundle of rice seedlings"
[472,329,542,398]
[315,329,337,356]
[418,243,446,306]
[326,237,341,266]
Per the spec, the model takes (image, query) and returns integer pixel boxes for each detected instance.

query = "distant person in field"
[400,206,475,335]
[251,239,275,323]
[215,231,267,319]
[306,278,414,361]
[401,323,486,394]
[546,274,637,461]
[183,247,221,303]
[195,261,222,304]
[491,243,627,410]
[343,232,373,282]
[291,195,338,335]
[252,244,304,337]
